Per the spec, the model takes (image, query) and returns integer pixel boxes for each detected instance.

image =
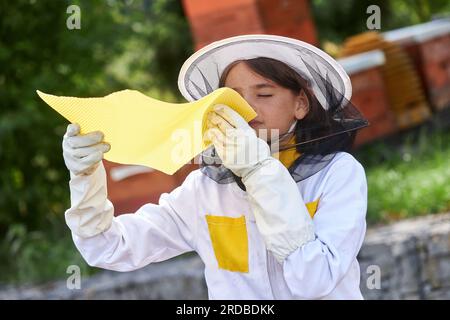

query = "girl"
[62,35,369,299]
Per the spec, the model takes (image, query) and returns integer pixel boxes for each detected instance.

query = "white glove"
[205,104,315,263]
[62,123,114,238]
[205,104,271,179]
[62,123,110,176]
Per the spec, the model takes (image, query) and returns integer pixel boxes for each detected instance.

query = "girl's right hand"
[62,123,111,176]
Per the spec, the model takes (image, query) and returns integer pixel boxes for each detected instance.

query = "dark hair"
[218,57,356,155]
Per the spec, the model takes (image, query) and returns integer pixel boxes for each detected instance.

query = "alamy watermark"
[366,5,381,30]
[66,265,81,290]
[66,5,81,30]
[366,264,381,290]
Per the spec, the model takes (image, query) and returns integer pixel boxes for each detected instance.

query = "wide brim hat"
[178,34,352,111]
[178,34,369,184]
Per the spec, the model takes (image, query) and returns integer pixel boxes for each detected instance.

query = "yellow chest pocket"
[205,215,249,273]
[205,198,320,273]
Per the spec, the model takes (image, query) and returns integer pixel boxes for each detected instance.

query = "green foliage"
[0,223,96,284]
[0,0,192,284]
[312,0,450,44]
[354,127,450,225]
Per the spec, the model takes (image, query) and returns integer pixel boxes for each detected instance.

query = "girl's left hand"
[205,104,271,178]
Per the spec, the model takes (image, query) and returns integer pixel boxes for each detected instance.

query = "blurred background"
[0,0,449,298]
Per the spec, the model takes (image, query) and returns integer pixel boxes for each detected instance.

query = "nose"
[241,93,259,114]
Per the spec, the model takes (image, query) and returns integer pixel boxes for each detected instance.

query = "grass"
[353,125,450,226]
[0,223,97,286]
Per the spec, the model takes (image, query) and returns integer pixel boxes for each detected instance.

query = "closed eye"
[257,94,273,97]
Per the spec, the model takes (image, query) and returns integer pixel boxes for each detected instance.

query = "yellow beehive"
[340,32,431,129]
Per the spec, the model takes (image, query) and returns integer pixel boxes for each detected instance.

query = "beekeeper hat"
[178,34,352,111]
[178,34,369,183]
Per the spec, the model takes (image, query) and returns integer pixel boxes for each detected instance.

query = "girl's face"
[223,61,309,140]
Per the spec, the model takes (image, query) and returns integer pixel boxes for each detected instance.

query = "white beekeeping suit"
[66,151,367,299]
[63,34,369,300]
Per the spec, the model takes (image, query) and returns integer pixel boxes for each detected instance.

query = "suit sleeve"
[68,163,199,272]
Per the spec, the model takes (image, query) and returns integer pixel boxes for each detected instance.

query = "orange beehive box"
[340,31,432,130]
[338,50,397,146]
[182,0,318,49]
[384,20,450,111]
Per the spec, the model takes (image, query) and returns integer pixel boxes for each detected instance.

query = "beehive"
[340,32,431,129]
[182,0,318,49]
[338,50,397,146]
[384,20,450,111]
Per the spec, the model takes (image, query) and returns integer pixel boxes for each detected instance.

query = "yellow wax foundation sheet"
[37,88,256,175]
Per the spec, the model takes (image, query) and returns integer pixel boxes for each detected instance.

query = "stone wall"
[359,212,450,299]
[1,212,449,300]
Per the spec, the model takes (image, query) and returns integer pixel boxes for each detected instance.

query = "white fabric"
[63,123,113,237]
[65,163,114,238]
[68,151,367,299]
[242,158,316,264]
[177,34,352,110]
